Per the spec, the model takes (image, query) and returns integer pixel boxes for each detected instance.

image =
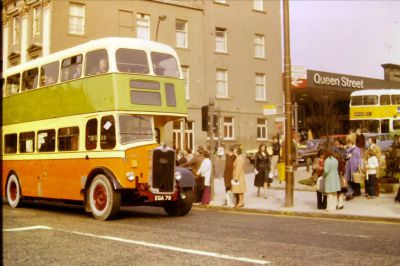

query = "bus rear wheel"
[88,174,121,220]
[6,174,22,208]
[163,189,194,217]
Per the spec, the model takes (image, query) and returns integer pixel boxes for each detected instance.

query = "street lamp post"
[283,0,294,207]
[155,15,167,41]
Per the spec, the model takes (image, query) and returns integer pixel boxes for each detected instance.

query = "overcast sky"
[289,0,400,79]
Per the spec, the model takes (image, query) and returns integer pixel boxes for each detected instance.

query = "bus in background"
[349,89,400,134]
[2,37,195,220]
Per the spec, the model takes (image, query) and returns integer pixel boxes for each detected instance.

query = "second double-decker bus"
[2,37,195,220]
[349,89,400,134]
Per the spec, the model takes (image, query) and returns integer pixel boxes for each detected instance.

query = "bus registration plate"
[154,195,172,201]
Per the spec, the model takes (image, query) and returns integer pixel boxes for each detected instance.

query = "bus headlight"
[126,172,135,181]
[175,171,182,181]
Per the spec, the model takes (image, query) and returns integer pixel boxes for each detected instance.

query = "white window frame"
[137,13,150,40]
[182,66,190,100]
[173,120,195,150]
[12,16,21,45]
[255,73,266,101]
[254,34,265,58]
[223,117,235,140]
[69,3,85,35]
[32,5,42,37]
[216,69,228,98]
[253,0,264,11]
[215,28,227,53]
[257,118,268,141]
[176,20,188,48]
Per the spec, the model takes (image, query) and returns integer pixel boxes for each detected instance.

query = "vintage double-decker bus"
[2,37,195,220]
[350,89,400,134]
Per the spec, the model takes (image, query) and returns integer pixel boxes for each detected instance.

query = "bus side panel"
[2,146,153,201]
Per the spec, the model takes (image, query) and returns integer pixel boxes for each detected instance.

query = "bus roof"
[3,37,180,76]
[350,89,400,97]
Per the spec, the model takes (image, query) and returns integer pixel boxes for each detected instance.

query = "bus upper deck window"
[22,68,39,91]
[85,49,109,76]
[40,61,59,86]
[61,55,83,81]
[380,95,391,105]
[116,48,149,74]
[364,95,378,105]
[150,52,179,78]
[5,74,21,96]
[392,95,400,105]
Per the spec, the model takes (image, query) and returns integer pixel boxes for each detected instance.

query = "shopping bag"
[352,171,365,183]
[226,190,236,207]
[231,179,240,186]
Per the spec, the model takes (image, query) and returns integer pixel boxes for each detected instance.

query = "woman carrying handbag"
[231,145,247,207]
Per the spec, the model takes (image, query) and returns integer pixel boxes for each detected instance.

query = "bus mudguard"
[175,167,195,188]
[86,167,123,191]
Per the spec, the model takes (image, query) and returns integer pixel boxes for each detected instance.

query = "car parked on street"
[365,133,394,152]
[297,139,329,165]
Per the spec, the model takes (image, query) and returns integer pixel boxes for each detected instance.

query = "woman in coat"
[344,139,362,200]
[323,150,341,211]
[231,145,247,207]
[254,144,271,198]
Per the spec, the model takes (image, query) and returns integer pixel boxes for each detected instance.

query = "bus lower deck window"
[5,134,18,154]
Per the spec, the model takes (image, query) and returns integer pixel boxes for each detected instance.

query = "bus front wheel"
[88,174,121,220]
[6,174,22,208]
[163,189,194,217]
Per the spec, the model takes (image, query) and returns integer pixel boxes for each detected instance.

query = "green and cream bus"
[2,37,195,220]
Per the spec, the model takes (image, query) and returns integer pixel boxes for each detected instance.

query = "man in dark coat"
[223,146,236,205]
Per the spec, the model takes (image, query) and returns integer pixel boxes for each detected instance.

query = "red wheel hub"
[9,182,17,201]
[93,185,107,211]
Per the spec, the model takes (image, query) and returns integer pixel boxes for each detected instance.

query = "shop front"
[291,64,400,139]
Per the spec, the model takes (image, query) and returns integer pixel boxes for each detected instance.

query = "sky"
[289,0,400,79]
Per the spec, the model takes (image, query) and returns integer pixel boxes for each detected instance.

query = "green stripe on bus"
[3,73,187,126]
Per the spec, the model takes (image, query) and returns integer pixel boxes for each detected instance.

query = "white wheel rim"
[89,177,111,217]
[7,175,20,208]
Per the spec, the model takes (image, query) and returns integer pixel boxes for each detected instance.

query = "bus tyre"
[7,174,22,208]
[163,189,193,217]
[88,174,121,220]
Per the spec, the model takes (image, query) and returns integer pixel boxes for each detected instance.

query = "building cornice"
[42,0,51,7]
[21,4,30,16]
[146,0,203,11]
[2,14,10,25]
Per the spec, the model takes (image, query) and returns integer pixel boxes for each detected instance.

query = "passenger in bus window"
[95,58,108,74]
[73,65,82,79]
[62,68,71,81]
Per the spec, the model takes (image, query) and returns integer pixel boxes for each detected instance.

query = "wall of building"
[2,0,283,152]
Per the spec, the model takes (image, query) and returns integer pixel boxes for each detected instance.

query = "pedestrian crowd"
[175,128,400,210]
[314,128,400,211]
[177,144,248,207]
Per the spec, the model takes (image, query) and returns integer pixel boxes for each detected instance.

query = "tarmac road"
[2,202,400,265]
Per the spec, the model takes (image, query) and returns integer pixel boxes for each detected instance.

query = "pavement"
[194,165,400,223]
